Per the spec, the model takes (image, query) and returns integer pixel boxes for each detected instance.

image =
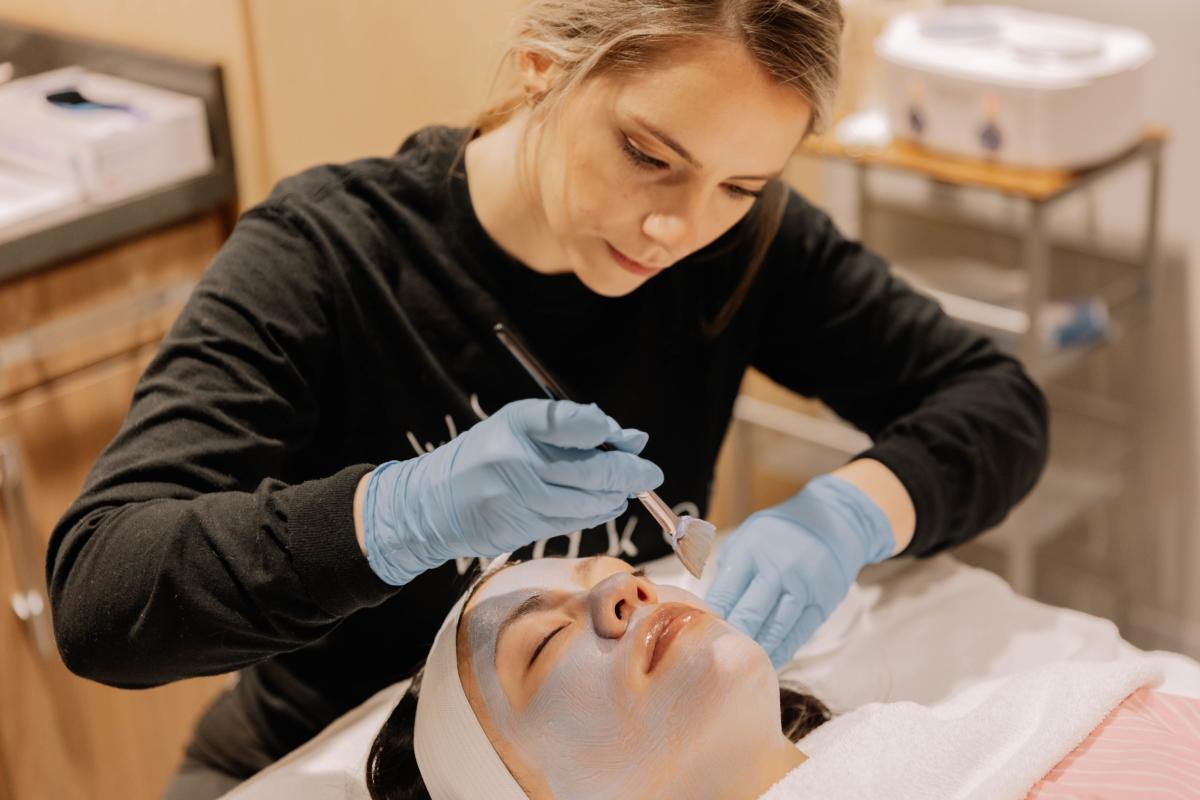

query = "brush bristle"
[672,516,716,579]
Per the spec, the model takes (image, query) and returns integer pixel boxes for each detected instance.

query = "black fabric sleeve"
[752,191,1049,557]
[46,205,396,689]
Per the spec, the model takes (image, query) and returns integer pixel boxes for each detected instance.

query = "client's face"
[458,556,781,800]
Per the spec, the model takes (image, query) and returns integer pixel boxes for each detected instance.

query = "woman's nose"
[641,212,688,256]
[588,572,658,639]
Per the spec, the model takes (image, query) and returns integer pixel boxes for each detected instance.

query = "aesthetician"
[46,0,1047,796]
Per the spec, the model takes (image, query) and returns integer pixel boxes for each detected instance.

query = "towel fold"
[760,658,1164,800]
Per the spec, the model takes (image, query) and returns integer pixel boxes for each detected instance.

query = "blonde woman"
[47,1,1047,797]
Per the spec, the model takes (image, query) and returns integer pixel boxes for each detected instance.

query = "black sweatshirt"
[46,126,1048,777]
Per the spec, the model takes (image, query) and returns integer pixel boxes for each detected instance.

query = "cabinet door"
[0,347,226,800]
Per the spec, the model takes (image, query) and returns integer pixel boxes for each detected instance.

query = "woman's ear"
[518,50,559,104]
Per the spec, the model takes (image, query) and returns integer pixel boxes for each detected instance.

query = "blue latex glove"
[705,474,895,668]
[363,399,663,586]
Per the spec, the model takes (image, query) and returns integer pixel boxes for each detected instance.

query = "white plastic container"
[0,66,212,203]
[875,6,1155,169]
[0,163,81,230]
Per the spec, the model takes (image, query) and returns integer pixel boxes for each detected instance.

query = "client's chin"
[706,622,779,694]
[648,617,777,703]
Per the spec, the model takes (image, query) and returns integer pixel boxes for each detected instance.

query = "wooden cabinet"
[0,214,231,800]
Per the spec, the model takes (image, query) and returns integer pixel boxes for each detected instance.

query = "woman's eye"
[724,184,764,201]
[528,624,568,668]
[621,137,669,171]
[620,132,762,200]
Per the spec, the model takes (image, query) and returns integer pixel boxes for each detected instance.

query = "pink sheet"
[1028,688,1200,798]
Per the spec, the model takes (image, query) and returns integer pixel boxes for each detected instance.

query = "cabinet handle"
[0,437,55,660]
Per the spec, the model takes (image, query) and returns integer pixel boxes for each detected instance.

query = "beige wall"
[247,0,525,185]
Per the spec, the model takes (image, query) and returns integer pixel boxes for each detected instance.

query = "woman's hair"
[365,558,833,799]
[477,0,844,139]
[464,0,845,337]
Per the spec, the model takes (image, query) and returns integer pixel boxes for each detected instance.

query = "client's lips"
[640,603,705,674]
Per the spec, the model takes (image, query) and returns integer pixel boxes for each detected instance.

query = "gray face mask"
[462,558,779,800]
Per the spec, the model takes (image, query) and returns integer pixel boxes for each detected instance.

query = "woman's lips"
[606,242,663,277]
[641,603,705,674]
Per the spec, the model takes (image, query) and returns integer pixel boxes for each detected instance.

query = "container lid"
[0,66,204,142]
[876,5,1154,90]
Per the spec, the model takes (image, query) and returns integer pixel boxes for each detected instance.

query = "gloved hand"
[363,399,663,586]
[705,474,895,668]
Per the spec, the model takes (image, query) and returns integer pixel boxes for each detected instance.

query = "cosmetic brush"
[494,323,715,579]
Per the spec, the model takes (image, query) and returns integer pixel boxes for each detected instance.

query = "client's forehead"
[468,556,631,611]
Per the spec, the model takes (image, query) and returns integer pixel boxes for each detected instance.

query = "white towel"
[760,658,1164,800]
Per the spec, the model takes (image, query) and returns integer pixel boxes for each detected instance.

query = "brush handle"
[493,323,680,536]
[493,324,573,402]
[634,491,679,536]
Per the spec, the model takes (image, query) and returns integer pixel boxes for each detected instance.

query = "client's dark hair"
[366,667,429,800]
[365,669,830,800]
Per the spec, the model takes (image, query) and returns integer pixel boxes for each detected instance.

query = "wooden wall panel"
[0,215,231,799]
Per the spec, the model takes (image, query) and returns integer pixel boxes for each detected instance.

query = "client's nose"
[589,572,657,639]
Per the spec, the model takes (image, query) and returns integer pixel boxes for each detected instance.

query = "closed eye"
[529,623,569,668]
[620,134,763,200]
[726,184,764,199]
[621,136,668,171]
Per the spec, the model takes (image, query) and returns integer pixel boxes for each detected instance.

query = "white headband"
[414,555,527,799]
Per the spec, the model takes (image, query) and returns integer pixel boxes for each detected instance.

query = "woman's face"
[458,556,782,800]
[524,38,812,297]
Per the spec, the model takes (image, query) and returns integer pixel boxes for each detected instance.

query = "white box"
[876,6,1154,169]
[0,66,213,203]
[0,163,82,230]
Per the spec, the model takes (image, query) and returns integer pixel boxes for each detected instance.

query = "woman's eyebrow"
[574,555,646,582]
[631,115,700,168]
[630,114,782,182]
[573,555,604,581]
[495,592,567,667]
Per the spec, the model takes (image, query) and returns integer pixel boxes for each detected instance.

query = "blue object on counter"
[45,88,145,118]
[1050,298,1109,349]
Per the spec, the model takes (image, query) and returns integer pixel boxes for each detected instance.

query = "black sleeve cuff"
[285,463,398,616]
[856,441,947,558]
